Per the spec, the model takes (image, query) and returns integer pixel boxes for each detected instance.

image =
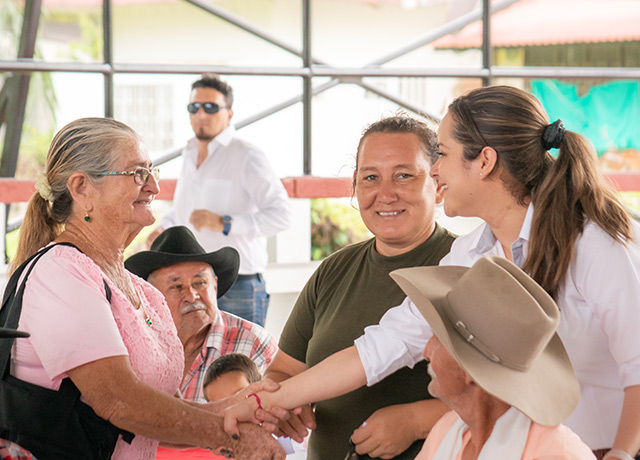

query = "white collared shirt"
[355,204,640,449]
[159,126,293,274]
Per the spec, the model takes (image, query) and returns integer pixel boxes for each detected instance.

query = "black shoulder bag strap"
[0,243,134,460]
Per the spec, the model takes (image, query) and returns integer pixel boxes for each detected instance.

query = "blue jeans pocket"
[218,277,270,326]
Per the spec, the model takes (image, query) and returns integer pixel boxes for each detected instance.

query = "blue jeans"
[217,274,270,326]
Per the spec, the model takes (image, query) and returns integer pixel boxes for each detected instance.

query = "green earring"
[84,210,91,223]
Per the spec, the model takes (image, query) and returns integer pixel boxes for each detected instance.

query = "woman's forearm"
[260,346,367,411]
[68,356,232,448]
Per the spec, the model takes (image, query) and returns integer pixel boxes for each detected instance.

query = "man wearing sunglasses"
[148,74,292,327]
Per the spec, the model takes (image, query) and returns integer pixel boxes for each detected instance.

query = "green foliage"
[0,0,57,178]
[5,228,19,265]
[311,198,372,260]
[52,11,103,61]
[16,124,54,178]
[621,191,640,222]
[0,0,20,59]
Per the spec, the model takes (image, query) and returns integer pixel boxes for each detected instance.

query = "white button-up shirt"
[355,204,640,449]
[159,126,292,274]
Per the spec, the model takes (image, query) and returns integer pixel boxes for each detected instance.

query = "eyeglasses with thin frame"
[96,166,160,186]
[187,102,229,115]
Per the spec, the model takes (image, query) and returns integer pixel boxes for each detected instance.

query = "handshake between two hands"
[219,378,315,445]
[214,377,419,459]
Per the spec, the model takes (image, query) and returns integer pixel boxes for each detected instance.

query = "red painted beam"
[1,173,638,204]
[287,176,353,199]
[0,179,36,204]
[606,172,640,193]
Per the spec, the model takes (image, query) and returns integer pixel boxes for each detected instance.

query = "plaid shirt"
[180,311,277,402]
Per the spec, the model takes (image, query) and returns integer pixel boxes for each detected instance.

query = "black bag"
[0,243,134,460]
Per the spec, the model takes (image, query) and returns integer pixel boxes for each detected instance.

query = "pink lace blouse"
[12,244,184,460]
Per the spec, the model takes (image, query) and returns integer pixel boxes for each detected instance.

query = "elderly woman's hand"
[218,379,283,436]
[222,395,264,437]
[213,422,286,460]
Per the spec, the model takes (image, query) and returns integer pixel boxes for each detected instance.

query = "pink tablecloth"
[156,446,224,459]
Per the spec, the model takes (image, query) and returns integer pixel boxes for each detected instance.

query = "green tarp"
[531,80,640,156]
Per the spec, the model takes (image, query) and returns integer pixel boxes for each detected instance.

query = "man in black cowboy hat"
[126,226,277,403]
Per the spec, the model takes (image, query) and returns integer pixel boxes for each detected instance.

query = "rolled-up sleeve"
[355,296,433,386]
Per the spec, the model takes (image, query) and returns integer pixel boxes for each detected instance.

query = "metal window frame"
[5,0,640,173]
[2,0,640,243]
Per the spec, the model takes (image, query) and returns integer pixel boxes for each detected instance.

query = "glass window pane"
[113,1,300,66]
[40,2,103,63]
[0,71,57,179]
[0,0,23,60]
[312,0,482,69]
[51,72,105,123]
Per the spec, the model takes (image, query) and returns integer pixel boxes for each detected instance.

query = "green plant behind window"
[311,198,372,260]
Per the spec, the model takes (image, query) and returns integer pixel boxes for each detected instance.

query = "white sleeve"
[355,296,432,386]
[157,148,187,230]
[576,224,640,388]
[230,150,293,238]
[439,250,454,266]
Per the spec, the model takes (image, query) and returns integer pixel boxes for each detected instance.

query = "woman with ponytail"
[425,86,639,460]
[224,86,640,460]
[2,117,284,460]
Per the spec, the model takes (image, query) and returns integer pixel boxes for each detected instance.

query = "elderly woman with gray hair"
[0,117,283,460]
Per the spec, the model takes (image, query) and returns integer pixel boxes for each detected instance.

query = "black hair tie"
[542,119,565,150]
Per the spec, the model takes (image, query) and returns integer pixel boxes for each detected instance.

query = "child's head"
[203,353,262,402]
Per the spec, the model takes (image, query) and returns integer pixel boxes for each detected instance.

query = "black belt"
[236,273,261,281]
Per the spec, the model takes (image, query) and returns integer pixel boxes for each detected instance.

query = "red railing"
[0,173,638,204]
[0,176,354,204]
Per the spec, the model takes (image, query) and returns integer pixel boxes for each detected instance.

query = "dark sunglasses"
[187,102,229,115]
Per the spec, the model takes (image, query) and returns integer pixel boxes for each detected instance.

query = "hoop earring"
[84,210,91,223]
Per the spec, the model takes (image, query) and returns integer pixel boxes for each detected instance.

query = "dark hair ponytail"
[525,130,632,297]
[449,86,632,298]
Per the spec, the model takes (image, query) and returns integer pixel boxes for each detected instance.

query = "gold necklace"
[138,296,153,327]
[64,229,153,328]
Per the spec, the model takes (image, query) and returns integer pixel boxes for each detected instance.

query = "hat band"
[453,320,501,364]
[447,312,530,372]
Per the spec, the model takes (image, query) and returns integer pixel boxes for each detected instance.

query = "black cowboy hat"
[125,226,239,298]
[0,328,29,339]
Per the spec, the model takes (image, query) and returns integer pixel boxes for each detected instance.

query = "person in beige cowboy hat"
[388,255,595,460]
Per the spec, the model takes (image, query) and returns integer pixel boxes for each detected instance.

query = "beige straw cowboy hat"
[390,255,579,426]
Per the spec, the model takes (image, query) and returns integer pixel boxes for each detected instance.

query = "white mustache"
[181,301,207,315]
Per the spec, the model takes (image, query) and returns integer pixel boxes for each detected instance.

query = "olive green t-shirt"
[279,223,456,460]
